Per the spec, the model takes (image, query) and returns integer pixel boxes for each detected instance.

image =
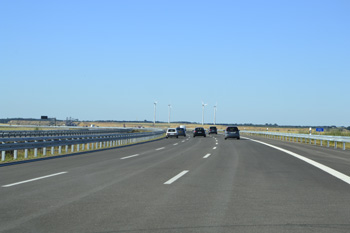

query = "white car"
[166,128,178,138]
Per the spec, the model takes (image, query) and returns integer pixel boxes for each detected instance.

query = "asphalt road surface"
[1,134,350,233]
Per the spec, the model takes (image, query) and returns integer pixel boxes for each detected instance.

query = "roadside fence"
[0,130,165,162]
[242,131,350,151]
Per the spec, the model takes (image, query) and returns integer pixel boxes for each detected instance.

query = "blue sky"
[1,0,349,126]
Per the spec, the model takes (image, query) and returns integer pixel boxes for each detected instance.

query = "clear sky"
[1,0,349,126]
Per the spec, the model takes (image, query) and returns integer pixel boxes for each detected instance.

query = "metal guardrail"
[242,131,350,150]
[0,128,133,138]
[0,130,165,162]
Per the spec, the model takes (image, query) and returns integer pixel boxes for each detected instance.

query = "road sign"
[316,128,324,132]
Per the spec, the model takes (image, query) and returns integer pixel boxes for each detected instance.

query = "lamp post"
[153,101,157,125]
[168,104,171,124]
[202,102,207,125]
[214,104,217,125]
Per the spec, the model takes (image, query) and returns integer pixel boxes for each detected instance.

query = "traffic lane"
[0,135,194,200]
[127,136,350,233]
[243,134,350,177]
[0,135,217,232]
[0,136,176,185]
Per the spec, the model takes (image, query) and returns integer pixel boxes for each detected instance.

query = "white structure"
[168,104,172,124]
[213,103,217,125]
[202,102,207,125]
[153,101,157,125]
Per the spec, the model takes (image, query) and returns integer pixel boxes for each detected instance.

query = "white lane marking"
[121,154,140,160]
[213,147,217,150]
[164,170,189,184]
[216,143,218,145]
[2,172,68,188]
[182,140,185,143]
[244,137,350,185]
[173,143,178,146]
[156,147,165,151]
[203,153,211,158]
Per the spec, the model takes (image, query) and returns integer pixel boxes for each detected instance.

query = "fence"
[0,130,165,162]
[242,131,350,151]
[0,128,133,138]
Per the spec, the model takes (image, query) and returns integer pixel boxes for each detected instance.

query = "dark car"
[224,126,240,140]
[193,127,206,137]
[176,127,186,137]
[208,126,217,134]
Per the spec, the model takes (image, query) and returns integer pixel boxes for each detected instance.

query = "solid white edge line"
[120,154,140,160]
[243,137,350,185]
[2,172,68,188]
[156,147,165,150]
[203,153,211,158]
[164,170,189,184]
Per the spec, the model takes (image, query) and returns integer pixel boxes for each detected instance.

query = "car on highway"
[193,127,206,137]
[208,126,217,134]
[166,128,178,138]
[176,127,186,137]
[224,126,240,140]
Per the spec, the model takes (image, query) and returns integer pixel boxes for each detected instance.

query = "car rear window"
[168,129,175,132]
[210,127,217,129]
[195,128,204,130]
[226,127,238,132]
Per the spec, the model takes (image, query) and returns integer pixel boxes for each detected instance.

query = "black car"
[208,126,217,134]
[176,127,186,137]
[193,127,206,137]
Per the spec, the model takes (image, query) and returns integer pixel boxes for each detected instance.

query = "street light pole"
[153,101,157,125]
[214,105,217,125]
[168,104,171,124]
[202,102,207,125]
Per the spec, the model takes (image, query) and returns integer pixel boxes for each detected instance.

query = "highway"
[1,134,350,233]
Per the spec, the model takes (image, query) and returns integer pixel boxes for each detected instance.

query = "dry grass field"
[1,120,349,136]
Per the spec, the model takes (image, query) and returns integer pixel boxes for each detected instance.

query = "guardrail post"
[100,141,102,148]
[1,142,5,161]
[309,138,311,144]
[25,141,28,158]
[77,143,80,152]
[327,141,330,147]
[320,140,323,146]
[314,139,317,145]
[59,140,62,154]
[34,140,38,157]
[71,142,74,153]
[82,142,85,150]
[334,141,337,149]
[43,140,47,156]
[14,142,18,160]
[343,142,346,150]
[51,140,55,155]
[65,140,69,153]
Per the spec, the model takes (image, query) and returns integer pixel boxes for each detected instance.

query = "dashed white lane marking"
[121,154,140,160]
[182,140,185,143]
[164,170,189,184]
[203,153,211,158]
[213,147,217,150]
[156,147,165,151]
[245,137,350,185]
[216,143,218,145]
[173,143,178,146]
[2,172,68,188]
